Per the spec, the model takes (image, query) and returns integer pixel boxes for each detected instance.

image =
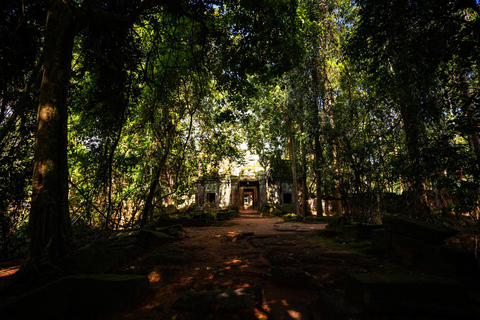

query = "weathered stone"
[216,211,231,221]
[173,286,263,313]
[137,230,176,248]
[345,273,477,318]
[390,232,424,262]
[382,215,458,244]
[318,229,342,238]
[341,225,361,239]
[184,219,211,226]
[157,224,183,237]
[326,216,347,227]
[272,208,284,216]
[155,218,182,227]
[142,223,157,231]
[342,224,382,240]
[372,229,392,250]
[61,241,122,274]
[0,274,149,320]
[109,230,140,240]
[422,244,480,288]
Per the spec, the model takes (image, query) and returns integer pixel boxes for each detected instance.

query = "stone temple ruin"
[195,153,297,211]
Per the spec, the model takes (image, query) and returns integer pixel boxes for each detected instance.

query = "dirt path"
[108,216,411,320]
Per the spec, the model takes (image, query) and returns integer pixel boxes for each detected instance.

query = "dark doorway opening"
[207,193,216,204]
[283,192,292,204]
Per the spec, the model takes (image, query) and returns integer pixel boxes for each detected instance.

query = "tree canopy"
[0,0,479,265]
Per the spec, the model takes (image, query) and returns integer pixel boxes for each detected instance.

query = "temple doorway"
[239,180,259,211]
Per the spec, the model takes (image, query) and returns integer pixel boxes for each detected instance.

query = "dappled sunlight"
[147,270,161,283]
[287,309,303,319]
[0,265,20,278]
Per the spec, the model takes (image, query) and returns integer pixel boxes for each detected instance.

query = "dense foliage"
[0,0,479,260]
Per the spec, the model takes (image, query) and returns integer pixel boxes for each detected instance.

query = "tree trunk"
[299,119,308,217]
[140,164,163,228]
[460,73,480,165]
[310,54,324,216]
[28,0,76,263]
[399,103,429,218]
[289,126,300,216]
[314,135,324,216]
[140,141,172,227]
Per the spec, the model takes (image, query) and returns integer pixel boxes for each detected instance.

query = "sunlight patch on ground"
[148,270,161,283]
[287,309,303,319]
[0,266,20,278]
[226,258,242,264]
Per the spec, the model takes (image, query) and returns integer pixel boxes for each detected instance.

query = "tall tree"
[348,0,480,217]
[28,0,76,262]
[27,0,302,263]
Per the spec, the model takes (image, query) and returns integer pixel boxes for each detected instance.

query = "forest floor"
[104,214,416,320]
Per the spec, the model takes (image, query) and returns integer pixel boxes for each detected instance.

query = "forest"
[1,0,479,273]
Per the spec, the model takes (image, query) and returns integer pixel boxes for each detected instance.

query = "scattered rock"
[345,273,478,319]
[137,230,177,248]
[157,224,184,237]
[382,215,458,244]
[0,274,149,320]
[422,244,480,288]
[61,241,122,274]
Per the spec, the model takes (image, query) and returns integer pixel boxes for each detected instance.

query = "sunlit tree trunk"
[28,0,76,263]
[314,135,324,215]
[310,56,324,216]
[301,139,308,217]
[288,115,300,216]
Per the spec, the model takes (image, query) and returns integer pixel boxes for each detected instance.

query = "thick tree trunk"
[28,0,76,263]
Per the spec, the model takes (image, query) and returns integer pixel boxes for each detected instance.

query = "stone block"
[422,244,480,288]
[62,274,149,314]
[216,211,231,221]
[382,215,457,244]
[137,229,176,248]
[0,274,149,320]
[372,229,392,250]
[343,224,383,240]
[326,216,347,226]
[345,273,477,318]
[342,225,361,239]
[391,232,424,262]
[60,241,122,274]
[157,224,183,237]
